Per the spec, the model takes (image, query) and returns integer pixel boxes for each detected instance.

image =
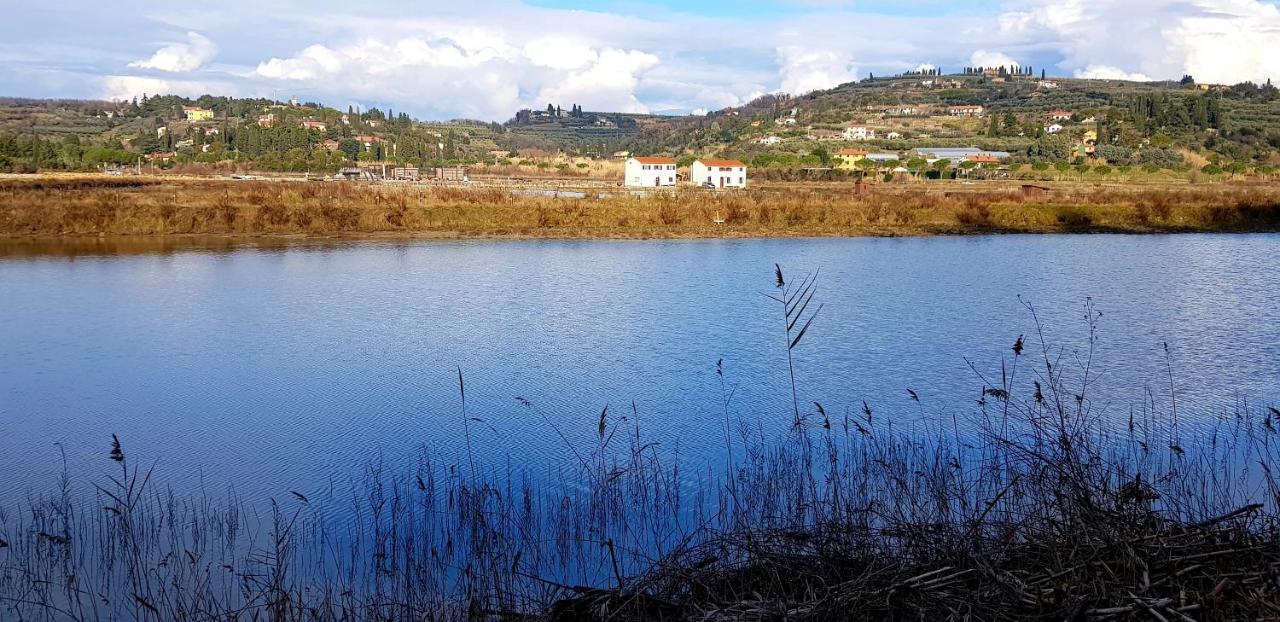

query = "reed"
[2,273,1279,620]
[2,177,1279,238]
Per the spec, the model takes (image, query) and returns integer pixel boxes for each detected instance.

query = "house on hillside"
[300,119,327,131]
[834,148,868,170]
[257,114,276,128]
[1047,110,1073,122]
[320,139,341,152]
[1044,123,1064,134]
[624,157,677,187]
[183,106,214,122]
[842,126,876,141]
[1038,80,1059,89]
[692,160,747,189]
[946,105,985,118]
[885,131,902,140]
[758,135,782,145]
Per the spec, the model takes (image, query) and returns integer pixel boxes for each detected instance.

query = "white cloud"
[777,46,857,95]
[523,37,598,70]
[913,63,937,73]
[996,0,1280,85]
[100,75,230,101]
[15,0,1280,121]
[533,48,660,113]
[969,49,1019,69]
[1074,64,1152,82]
[128,32,217,73]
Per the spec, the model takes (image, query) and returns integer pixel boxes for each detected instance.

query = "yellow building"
[834,148,868,170]
[1075,129,1098,159]
[183,106,214,122]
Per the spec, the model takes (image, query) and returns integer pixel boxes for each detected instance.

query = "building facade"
[624,157,677,187]
[691,160,747,189]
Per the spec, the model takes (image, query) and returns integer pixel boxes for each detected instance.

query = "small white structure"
[843,126,876,141]
[624,157,677,187]
[758,135,782,145]
[1047,110,1073,122]
[692,159,747,189]
[1044,123,1064,134]
[885,131,902,140]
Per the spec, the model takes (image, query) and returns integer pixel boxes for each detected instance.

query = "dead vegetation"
[1,177,1279,238]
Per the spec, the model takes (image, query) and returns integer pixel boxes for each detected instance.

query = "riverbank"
[3,176,1279,238]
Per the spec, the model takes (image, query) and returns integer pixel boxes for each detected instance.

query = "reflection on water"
[1,234,1278,507]
[0,235,383,259]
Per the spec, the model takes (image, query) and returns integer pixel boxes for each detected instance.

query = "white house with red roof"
[692,159,747,189]
[624,157,677,187]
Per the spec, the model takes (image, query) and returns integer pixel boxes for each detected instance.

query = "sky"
[2,0,1278,121]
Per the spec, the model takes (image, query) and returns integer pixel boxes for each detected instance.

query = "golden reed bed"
[2,176,1278,238]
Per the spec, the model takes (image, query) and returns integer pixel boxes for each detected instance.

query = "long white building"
[691,159,747,189]
[624,157,677,187]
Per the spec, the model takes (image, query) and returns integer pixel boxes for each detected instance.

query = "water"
[2,235,1278,507]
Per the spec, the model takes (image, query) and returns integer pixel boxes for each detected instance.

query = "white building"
[758,135,782,145]
[1044,123,1064,134]
[692,159,747,189]
[624,157,677,187]
[843,126,876,141]
[885,131,902,140]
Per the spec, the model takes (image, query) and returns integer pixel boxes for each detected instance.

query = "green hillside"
[619,73,1280,171]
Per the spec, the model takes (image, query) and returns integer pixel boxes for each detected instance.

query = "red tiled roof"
[698,159,745,167]
[633,156,676,164]
[837,148,868,156]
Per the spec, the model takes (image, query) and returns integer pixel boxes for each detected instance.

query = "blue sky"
[1,0,1277,120]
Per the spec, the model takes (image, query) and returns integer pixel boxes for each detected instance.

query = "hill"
[616,73,1280,171]
[1,72,1278,175]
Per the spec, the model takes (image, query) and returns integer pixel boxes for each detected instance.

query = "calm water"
[2,235,1278,505]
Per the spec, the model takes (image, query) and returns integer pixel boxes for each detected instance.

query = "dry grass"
[2,177,1279,239]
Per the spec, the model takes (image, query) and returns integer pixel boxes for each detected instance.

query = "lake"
[2,234,1278,507]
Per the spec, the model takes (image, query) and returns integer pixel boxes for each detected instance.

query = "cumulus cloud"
[250,32,660,119]
[997,0,1280,84]
[128,32,217,72]
[913,63,937,73]
[15,0,1280,121]
[1074,65,1153,82]
[969,49,1019,69]
[777,46,857,95]
[533,48,660,113]
[100,75,231,101]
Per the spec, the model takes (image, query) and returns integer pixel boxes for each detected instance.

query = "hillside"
[0,95,506,174]
[1,72,1278,175]
[618,73,1280,171]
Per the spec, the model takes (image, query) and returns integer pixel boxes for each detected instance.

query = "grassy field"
[2,175,1279,238]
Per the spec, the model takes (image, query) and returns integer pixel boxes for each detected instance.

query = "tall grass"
[2,178,1279,237]
[2,273,1280,620]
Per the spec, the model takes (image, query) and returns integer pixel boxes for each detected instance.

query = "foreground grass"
[3,275,1280,620]
[2,177,1280,238]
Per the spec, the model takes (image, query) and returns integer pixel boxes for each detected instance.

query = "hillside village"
[2,67,1279,184]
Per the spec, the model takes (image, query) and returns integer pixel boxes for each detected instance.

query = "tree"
[1180,74,1196,86]
[337,138,360,161]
